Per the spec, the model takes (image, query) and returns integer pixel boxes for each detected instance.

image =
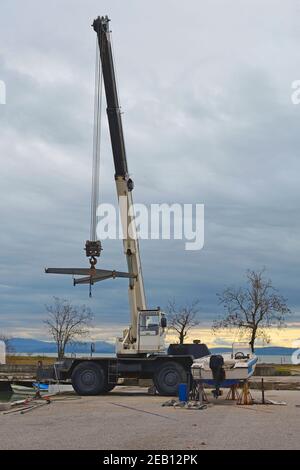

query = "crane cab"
[137,309,167,354]
[116,309,167,356]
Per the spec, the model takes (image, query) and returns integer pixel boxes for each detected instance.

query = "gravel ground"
[1,387,299,450]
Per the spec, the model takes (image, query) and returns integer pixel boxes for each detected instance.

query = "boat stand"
[190,380,208,405]
[226,384,240,401]
[237,380,253,405]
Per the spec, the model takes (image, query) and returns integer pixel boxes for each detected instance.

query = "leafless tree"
[0,334,15,354]
[44,297,94,360]
[213,269,291,352]
[167,299,200,344]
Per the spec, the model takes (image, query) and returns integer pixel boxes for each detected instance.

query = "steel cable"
[90,36,103,241]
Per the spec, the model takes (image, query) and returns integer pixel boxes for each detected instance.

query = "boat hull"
[191,356,258,387]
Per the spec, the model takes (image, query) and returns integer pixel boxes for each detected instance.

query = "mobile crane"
[41,16,209,396]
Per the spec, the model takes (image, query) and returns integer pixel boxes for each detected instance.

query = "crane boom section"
[93,16,128,177]
[93,16,146,345]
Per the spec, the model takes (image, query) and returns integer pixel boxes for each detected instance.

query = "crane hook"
[89,256,98,269]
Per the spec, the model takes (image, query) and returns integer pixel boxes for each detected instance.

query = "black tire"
[154,361,187,396]
[71,361,107,396]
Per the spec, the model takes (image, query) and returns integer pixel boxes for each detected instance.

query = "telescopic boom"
[93,16,147,350]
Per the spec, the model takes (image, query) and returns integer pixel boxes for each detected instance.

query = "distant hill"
[9,338,115,354]
[210,346,296,355]
[8,339,296,356]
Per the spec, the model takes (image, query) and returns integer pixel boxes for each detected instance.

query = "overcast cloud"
[1,0,300,340]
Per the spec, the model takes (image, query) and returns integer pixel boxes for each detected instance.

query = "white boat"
[11,385,37,395]
[48,383,74,394]
[191,342,258,388]
[12,383,74,395]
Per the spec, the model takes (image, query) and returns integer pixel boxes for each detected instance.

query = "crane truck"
[40,16,209,396]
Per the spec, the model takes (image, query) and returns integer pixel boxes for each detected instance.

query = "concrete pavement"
[1,387,299,450]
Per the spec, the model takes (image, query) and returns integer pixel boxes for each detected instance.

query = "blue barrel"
[178,383,188,402]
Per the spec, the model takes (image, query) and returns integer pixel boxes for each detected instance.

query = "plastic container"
[178,383,188,402]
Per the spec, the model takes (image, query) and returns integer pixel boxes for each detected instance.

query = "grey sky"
[0,0,300,339]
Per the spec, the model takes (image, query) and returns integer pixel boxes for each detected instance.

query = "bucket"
[178,383,188,402]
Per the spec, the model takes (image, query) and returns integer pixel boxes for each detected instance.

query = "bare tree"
[213,269,291,352]
[167,299,200,344]
[0,334,15,354]
[44,297,94,360]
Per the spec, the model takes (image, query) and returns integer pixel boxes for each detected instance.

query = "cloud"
[1,0,300,339]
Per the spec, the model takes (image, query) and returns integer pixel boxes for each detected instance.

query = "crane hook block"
[85,240,102,258]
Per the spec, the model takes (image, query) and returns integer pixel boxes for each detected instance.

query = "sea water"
[257,355,293,364]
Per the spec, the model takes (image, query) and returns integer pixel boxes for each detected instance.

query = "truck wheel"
[71,362,107,396]
[154,361,187,396]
